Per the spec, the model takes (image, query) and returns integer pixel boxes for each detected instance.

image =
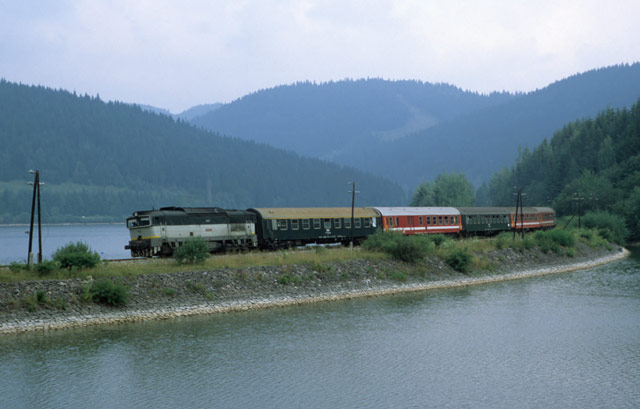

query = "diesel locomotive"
[125,206,555,257]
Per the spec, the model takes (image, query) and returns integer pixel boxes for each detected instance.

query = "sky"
[1,0,639,113]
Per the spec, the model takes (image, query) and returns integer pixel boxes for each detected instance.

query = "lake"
[1,247,639,408]
[0,224,131,264]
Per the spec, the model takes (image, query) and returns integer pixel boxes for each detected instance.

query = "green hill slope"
[0,80,406,223]
[189,65,640,190]
[350,64,640,188]
[482,98,640,241]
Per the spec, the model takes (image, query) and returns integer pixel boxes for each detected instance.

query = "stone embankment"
[0,244,629,334]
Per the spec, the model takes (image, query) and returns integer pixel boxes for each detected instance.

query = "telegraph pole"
[573,192,584,230]
[512,187,526,239]
[348,181,359,250]
[27,170,43,266]
[513,187,520,240]
[520,191,526,239]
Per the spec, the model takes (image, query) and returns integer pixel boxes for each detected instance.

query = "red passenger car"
[510,207,555,231]
[373,207,462,235]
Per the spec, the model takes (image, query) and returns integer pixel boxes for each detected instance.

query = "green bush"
[533,229,575,253]
[581,211,628,245]
[363,231,433,263]
[35,260,58,276]
[430,234,447,247]
[90,278,129,306]
[173,238,209,264]
[445,248,472,273]
[53,242,101,270]
[8,261,27,273]
[278,273,292,285]
[495,232,512,249]
[534,231,560,254]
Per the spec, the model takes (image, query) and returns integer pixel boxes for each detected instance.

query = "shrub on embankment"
[362,231,436,263]
[5,241,102,278]
[173,238,210,264]
[89,278,129,306]
[53,241,101,270]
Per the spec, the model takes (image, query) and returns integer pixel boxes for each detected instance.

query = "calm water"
[1,249,639,408]
[0,224,131,264]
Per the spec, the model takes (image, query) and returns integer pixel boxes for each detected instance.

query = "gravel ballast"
[0,244,629,335]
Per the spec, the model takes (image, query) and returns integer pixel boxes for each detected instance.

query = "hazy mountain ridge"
[351,63,640,188]
[138,103,223,121]
[191,79,516,160]
[188,65,640,189]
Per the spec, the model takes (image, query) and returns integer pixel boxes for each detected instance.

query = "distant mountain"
[190,65,640,190]
[178,103,223,121]
[191,79,515,160]
[348,64,640,188]
[138,104,173,117]
[0,80,405,223]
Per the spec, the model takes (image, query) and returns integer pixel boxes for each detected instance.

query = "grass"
[0,228,618,283]
[0,247,386,283]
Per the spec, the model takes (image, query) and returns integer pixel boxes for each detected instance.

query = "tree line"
[0,80,406,223]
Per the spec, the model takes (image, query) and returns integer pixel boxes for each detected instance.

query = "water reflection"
[2,255,640,408]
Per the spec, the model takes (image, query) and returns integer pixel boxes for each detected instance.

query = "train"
[125,206,555,257]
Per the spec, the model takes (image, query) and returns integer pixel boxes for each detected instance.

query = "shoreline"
[0,246,630,335]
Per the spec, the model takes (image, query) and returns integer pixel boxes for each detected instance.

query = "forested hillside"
[340,64,640,188]
[191,79,515,160]
[480,99,640,241]
[190,64,640,190]
[0,80,405,223]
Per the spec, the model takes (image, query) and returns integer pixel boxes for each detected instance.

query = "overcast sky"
[1,0,639,113]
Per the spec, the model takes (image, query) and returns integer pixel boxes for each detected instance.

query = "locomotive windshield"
[127,216,150,228]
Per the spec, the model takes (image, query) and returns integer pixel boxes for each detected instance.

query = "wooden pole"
[27,171,37,266]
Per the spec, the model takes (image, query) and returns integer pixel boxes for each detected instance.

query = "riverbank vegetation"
[1,227,617,284]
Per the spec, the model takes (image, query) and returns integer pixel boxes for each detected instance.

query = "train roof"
[373,207,460,216]
[531,207,555,213]
[456,207,555,215]
[130,207,251,217]
[248,207,379,219]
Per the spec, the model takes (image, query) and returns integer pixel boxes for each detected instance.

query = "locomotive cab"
[125,212,165,257]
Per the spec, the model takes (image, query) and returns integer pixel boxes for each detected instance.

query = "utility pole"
[512,187,526,239]
[573,192,584,230]
[520,191,526,239]
[27,170,44,266]
[513,187,520,240]
[348,181,359,250]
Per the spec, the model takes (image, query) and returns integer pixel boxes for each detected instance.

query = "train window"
[395,217,400,226]
[444,216,449,225]
[364,218,371,228]
[419,216,423,226]
[313,218,321,229]
[334,218,341,229]
[344,218,351,229]
[302,219,310,230]
[324,219,331,229]
[291,219,299,230]
[278,219,288,230]
[426,216,431,225]
[388,217,393,227]
[355,218,362,228]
